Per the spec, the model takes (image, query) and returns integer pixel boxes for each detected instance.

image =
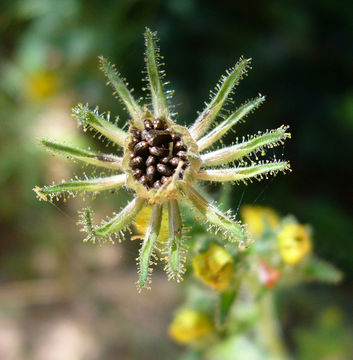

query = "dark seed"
[153,180,162,189]
[143,131,155,145]
[161,156,170,164]
[177,151,188,160]
[161,176,169,184]
[153,118,165,129]
[144,120,153,130]
[139,175,148,185]
[144,130,172,146]
[146,155,155,167]
[128,137,140,150]
[154,133,173,146]
[134,141,149,155]
[130,156,144,168]
[141,130,149,140]
[174,140,185,150]
[146,166,155,181]
[130,136,139,144]
[149,146,169,157]
[171,132,180,141]
[157,163,172,176]
[169,157,180,167]
[131,129,141,137]
[132,169,143,178]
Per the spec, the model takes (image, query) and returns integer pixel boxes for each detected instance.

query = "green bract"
[34,28,291,290]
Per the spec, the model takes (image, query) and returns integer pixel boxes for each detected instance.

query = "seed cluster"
[128,119,189,189]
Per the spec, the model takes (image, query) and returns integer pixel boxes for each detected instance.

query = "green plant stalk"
[257,291,290,360]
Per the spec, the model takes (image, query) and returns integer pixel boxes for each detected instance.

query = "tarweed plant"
[32,27,344,360]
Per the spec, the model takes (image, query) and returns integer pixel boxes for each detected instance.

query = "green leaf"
[41,139,123,169]
[197,96,265,151]
[217,288,238,328]
[138,203,163,290]
[197,161,290,183]
[99,57,143,127]
[94,197,146,238]
[34,174,126,200]
[180,185,249,247]
[190,57,252,140]
[201,126,290,167]
[144,28,169,119]
[72,104,128,147]
[166,199,185,281]
[302,257,343,284]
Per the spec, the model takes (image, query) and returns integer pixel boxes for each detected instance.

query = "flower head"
[277,223,312,265]
[241,205,280,237]
[34,28,290,290]
[169,309,213,344]
[193,243,234,291]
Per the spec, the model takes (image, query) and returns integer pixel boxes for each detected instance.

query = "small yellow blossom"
[241,205,280,237]
[26,71,59,100]
[169,309,213,344]
[135,205,169,242]
[192,243,234,291]
[277,224,312,265]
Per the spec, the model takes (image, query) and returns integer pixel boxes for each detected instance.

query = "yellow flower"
[169,309,213,344]
[26,71,59,100]
[241,205,280,237]
[192,243,234,291]
[277,224,312,265]
[135,205,169,242]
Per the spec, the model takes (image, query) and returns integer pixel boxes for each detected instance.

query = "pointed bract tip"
[33,186,47,201]
[144,27,154,36]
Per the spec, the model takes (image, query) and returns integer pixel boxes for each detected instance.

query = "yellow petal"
[277,224,312,265]
[135,205,169,242]
[25,71,59,100]
[192,243,234,291]
[169,309,213,344]
[241,205,280,237]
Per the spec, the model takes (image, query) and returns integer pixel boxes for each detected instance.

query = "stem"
[257,291,290,360]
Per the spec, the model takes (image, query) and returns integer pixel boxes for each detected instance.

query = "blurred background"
[0,0,352,359]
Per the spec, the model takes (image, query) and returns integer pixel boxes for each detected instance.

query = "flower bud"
[192,243,234,291]
[277,224,312,265]
[168,309,212,344]
[241,205,279,237]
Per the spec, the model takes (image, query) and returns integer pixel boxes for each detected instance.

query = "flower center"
[128,119,189,189]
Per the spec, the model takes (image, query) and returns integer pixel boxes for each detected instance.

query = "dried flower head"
[34,28,290,290]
